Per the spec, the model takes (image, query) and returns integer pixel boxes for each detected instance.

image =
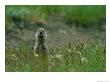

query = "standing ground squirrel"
[34,28,48,57]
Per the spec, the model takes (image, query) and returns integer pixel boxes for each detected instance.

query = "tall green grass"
[5,5,106,27]
[5,41,106,72]
[63,6,106,27]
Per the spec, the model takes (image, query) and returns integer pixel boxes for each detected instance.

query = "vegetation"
[5,5,106,72]
[6,5,106,27]
[5,40,105,72]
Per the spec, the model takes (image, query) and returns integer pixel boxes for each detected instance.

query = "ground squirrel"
[34,28,48,57]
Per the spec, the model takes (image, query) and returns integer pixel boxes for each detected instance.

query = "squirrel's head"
[36,28,47,39]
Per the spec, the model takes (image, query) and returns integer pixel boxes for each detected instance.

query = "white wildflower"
[81,56,88,63]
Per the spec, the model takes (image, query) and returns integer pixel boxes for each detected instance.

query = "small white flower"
[77,51,81,55]
[76,56,78,59]
[55,54,62,58]
[67,49,71,52]
[34,54,39,57]
[81,56,88,63]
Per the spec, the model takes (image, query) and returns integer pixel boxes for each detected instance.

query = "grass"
[5,40,106,72]
[5,5,106,28]
[5,5,106,72]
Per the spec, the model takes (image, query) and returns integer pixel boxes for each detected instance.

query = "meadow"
[5,5,106,72]
[6,40,105,72]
